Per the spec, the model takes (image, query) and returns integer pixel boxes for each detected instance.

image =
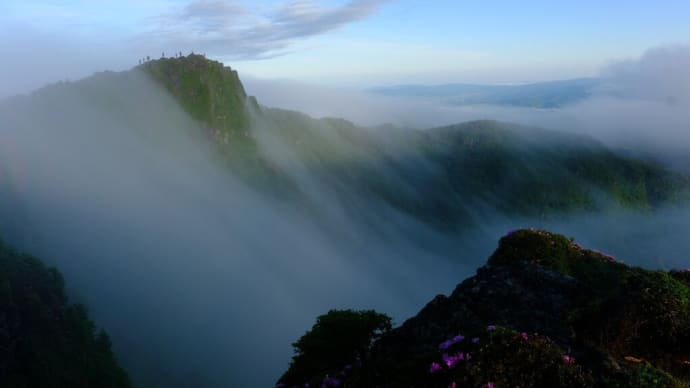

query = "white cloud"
[148,0,391,59]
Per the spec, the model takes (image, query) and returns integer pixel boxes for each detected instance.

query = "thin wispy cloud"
[150,0,390,59]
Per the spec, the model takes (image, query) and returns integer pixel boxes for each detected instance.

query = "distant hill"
[279,229,690,387]
[368,78,603,108]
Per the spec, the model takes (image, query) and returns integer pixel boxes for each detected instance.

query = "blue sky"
[1,0,690,95]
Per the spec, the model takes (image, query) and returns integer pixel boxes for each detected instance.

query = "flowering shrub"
[425,326,592,388]
[279,230,690,387]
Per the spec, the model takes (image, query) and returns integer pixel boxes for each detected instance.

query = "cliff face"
[279,229,690,387]
[140,54,251,140]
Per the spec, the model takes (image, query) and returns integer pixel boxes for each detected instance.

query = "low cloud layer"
[244,44,690,168]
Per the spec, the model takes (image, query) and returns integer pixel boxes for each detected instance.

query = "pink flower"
[439,334,465,349]
[442,353,466,368]
[439,339,453,350]
[486,383,495,388]
[520,332,529,340]
[429,362,442,374]
[487,325,496,331]
[563,355,575,365]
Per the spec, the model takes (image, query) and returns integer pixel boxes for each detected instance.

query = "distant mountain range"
[368,78,604,108]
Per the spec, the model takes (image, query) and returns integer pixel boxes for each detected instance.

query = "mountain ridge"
[4,55,689,230]
[368,78,603,108]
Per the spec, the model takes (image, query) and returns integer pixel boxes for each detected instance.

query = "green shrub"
[278,309,392,387]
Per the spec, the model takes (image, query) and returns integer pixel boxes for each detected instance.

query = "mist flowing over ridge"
[1,54,690,387]
[243,44,690,172]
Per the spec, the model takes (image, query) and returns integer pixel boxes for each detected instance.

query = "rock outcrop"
[279,229,690,387]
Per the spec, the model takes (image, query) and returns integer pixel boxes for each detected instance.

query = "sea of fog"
[1,45,690,387]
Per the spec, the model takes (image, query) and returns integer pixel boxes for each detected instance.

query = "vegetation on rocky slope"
[140,54,252,141]
[279,229,690,387]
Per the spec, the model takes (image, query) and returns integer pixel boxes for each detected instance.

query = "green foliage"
[671,270,690,288]
[278,309,392,387]
[0,239,130,388]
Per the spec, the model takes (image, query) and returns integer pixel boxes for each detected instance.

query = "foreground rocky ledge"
[279,229,690,387]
